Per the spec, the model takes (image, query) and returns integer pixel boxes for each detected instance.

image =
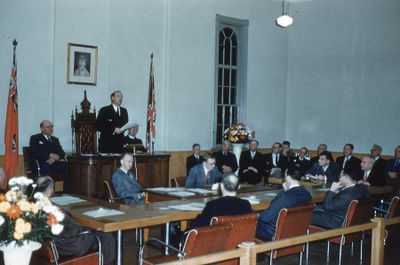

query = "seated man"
[291,147,312,177]
[336,143,362,177]
[385,145,400,180]
[123,123,146,153]
[186,143,204,175]
[185,153,222,188]
[189,173,252,228]
[370,144,386,180]
[256,167,312,241]
[29,120,69,192]
[310,169,370,229]
[359,155,385,186]
[264,142,288,179]
[239,140,265,184]
[214,140,238,174]
[112,153,145,205]
[305,151,340,182]
[310,144,327,165]
[35,176,116,265]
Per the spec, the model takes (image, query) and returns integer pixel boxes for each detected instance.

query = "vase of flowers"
[0,176,64,265]
[224,123,254,169]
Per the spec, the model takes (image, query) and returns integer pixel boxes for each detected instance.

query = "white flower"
[53,210,65,222]
[10,187,19,192]
[0,215,4,226]
[51,223,64,235]
[43,205,58,214]
[33,192,44,200]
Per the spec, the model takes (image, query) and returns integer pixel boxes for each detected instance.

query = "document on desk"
[147,187,184,192]
[83,208,125,218]
[167,191,196,197]
[264,192,278,197]
[168,202,206,211]
[186,188,215,194]
[241,196,261,205]
[51,195,87,206]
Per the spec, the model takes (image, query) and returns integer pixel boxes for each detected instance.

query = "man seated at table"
[305,151,340,182]
[35,176,116,265]
[186,143,204,175]
[256,167,312,241]
[310,144,328,165]
[359,155,385,186]
[239,140,265,184]
[112,152,145,204]
[310,169,371,229]
[185,153,222,188]
[265,142,288,179]
[214,140,238,174]
[189,173,253,228]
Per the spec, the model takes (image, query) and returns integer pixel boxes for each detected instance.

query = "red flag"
[146,54,156,154]
[4,40,19,179]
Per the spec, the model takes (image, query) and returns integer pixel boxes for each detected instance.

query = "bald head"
[361,156,375,172]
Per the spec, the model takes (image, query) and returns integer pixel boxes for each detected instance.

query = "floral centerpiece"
[0,176,64,247]
[224,123,253,144]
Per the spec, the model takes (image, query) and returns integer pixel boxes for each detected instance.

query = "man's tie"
[47,136,52,142]
[205,170,210,184]
[117,107,120,116]
[251,152,255,160]
[343,157,348,168]
[363,171,369,182]
[395,159,400,167]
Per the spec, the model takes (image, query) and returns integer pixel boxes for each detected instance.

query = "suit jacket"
[291,156,313,176]
[186,155,204,175]
[311,184,370,229]
[214,151,238,173]
[29,133,65,165]
[189,196,253,229]
[336,155,362,176]
[256,186,312,240]
[305,162,341,182]
[385,158,400,177]
[239,151,265,182]
[112,168,144,205]
[185,163,222,188]
[264,153,289,175]
[310,156,319,166]
[363,169,385,187]
[123,136,146,153]
[96,104,128,153]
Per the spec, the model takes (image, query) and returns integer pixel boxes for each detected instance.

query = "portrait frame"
[67,43,98,85]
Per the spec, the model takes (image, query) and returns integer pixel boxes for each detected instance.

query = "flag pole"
[150,53,155,155]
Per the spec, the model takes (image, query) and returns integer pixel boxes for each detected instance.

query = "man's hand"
[49,153,60,161]
[330,181,342,192]
[282,182,288,191]
[114,128,123,134]
[388,171,399,179]
[222,165,232,174]
[46,157,56,165]
[317,175,326,180]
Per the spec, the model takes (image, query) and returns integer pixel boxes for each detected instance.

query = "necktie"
[205,170,210,184]
[117,107,120,116]
[395,159,400,167]
[195,155,199,162]
[251,152,255,159]
[47,136,52,142]
[363,171,369,182]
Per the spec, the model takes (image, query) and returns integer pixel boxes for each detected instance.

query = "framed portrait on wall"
[67,43,98,85]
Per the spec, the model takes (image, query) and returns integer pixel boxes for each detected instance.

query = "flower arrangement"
[224,123,253,143]
[0,176,64,246]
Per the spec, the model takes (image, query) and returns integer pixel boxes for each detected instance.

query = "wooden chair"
[142,224,232,265]
[309,197,375,265]
[170,176,186,187]
[374,196,400,243]
[103,180,148,204]
[256,204,314,265]
[210,212,258,265]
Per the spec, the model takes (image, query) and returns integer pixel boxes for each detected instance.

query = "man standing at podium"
[96,90,128,153]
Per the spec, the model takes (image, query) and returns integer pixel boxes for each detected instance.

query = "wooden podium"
[68,152,170,199]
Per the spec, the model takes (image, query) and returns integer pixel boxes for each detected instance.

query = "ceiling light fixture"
[276,0,293,28]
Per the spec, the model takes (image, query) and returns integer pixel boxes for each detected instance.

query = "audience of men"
[370,144,387,179]
[239,140,265,184]
[265,142,289,179]
[123,123,146,153]
[112,153,145,204]
[310,170,371,229]
[189,173,252,228]
[29,120,69,192]
[185,153,222,188]
[96,90,128,153]
[310,144,328,165]
[336,143,362,177]
[214,140,238,174]
[186,143,203,175]
[305,151,340,182]
[359,155,385,186]
[256,167,312,241]
[385,145,400,179]
[35,176,116,265]
[291,147,312,177]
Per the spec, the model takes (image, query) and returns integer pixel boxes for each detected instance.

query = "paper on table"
[50,195,86,206]
[241,195,260,205]
[83,208,125,218]
[147,187,184,192]
[168,202,206,211]
[265,192,278,197]
[318,188,330,192]
[167,191,196,197]
[186,188,214,194]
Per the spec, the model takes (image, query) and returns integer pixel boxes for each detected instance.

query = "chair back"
[182,224,232,259]
[387,196,400,218]
[211,212,258,265]
[103,180,117,203]
[22,146,40,178]
[271,204,314,259]
[171,176,186,187]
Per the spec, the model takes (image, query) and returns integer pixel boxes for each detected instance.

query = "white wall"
[0,0,399,156]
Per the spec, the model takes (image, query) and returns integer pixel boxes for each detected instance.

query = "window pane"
[217,86,222,104]
[232,46,237,66]
[231,69,237,87]
[216,125,222,144]
[232,33,237,47]
[218,44,223,64]
[218,68,222,86]
[232,106,237,124]
[217,106,222,124]
[223,27,233,37]
[223,69,229,87]
[224,106,231,126]
[231,86,236,104]
[224,39,231,65]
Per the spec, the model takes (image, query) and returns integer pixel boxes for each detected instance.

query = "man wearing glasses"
[185,153,222,188]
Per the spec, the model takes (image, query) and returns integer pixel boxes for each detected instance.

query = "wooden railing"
[159,216,400,265]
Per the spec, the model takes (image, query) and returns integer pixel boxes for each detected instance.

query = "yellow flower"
[13,231,24,240]
[15,218,31,234]
[5,191,16,202]
[0,201,11,213]
[17,199,32,212]
[30,202,38,214]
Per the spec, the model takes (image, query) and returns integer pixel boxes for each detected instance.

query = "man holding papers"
[112,153,145,204]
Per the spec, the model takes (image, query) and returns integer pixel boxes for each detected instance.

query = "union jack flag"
[146,54,156,154]
[4,39,19,178]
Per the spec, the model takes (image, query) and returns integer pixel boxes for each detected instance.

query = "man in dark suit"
[239,140,265,184]
[310,144,327,165]
[112,153,145,205]
[291,147,313,176]
[186,143,203,175]
[185,153,222,188]
[214,140,238,174]
[311,169,371,229]
[305,151,341,182]
[336,143,362,177]
[256,167,312,241]
[29,120,69,192]
[370,144,386,180]
[385,145,400,180]
[265,142,289,179]
[189,173,252,228]
[123,123,146,153]
[96,90,128,153]
[282,140,295,162]
[359,155,385,186]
